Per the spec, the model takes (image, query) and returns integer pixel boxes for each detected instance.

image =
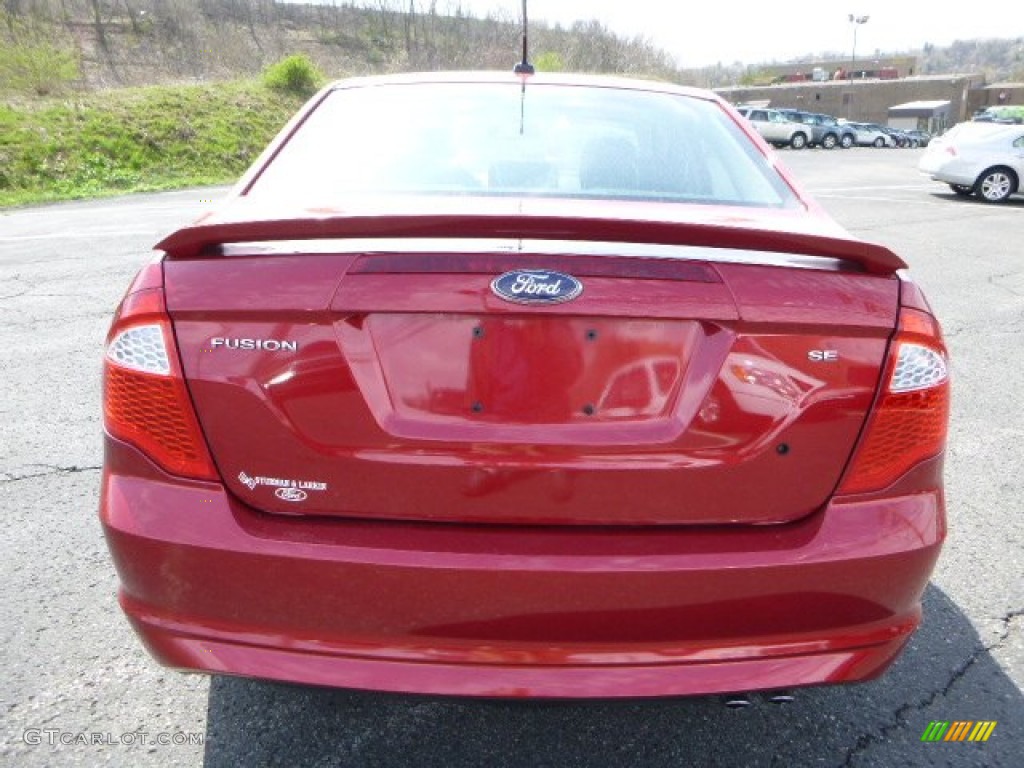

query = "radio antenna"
[513,0,534,74]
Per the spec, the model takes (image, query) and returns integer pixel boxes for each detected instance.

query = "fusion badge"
[210,337,298,352]
[491,270,583,305]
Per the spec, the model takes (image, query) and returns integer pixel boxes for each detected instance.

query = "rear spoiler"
[156,213,907,275]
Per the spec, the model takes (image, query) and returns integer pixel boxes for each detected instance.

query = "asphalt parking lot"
[1,147,1021,767]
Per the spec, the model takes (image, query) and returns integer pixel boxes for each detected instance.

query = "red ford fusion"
[100,72,949,699]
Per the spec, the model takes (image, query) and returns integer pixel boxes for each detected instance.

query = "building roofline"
[714,72,987,94]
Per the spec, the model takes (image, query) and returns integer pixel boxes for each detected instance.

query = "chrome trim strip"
[219,238,857,272]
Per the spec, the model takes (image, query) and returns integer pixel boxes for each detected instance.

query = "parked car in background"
[973,105,1024,124]
[862,124,927,148]
[842,122,895,148]
[777,109,855,149]
[904,130,931,148]
[919,121,1024,202]
[100,70,949,700]
[816,115,857,149]
[735,106,809,149]
[886,128,907,147]
[879,126,910,148]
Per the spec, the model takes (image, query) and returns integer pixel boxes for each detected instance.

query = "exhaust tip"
[724,697,752,709]
[768,693,796,704]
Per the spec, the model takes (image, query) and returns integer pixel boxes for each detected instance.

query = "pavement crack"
[26,292,102,300]
[837,638,993,766]
[992,608,1024,649]
[988,270,1024,297]
[0,464,102,483]
[838,608,1023,766]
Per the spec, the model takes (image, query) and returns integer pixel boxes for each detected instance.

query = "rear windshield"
[247,81,798,208]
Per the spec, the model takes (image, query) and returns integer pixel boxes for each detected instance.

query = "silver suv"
[776,109,856,149]
[736,107,809,149]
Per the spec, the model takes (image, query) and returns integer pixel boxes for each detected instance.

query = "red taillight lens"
[839,307,950,495]
[103,263,217,481]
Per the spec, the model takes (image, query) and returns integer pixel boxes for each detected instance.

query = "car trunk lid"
[163,203,900,526]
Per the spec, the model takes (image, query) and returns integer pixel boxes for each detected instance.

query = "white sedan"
[918,122,1024,203]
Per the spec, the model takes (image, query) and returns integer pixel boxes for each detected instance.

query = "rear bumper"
[101,437,944,699]
[919,156,976,187]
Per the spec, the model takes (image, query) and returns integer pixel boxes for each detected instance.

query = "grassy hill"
[1,1,688,206]
[1,0,682,93]
[0,79,307,206]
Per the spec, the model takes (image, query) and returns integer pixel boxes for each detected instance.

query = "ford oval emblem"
[275,487,308,502]
[490,270,583,305]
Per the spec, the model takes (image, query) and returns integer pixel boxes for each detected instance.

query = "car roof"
[324,70,722,104]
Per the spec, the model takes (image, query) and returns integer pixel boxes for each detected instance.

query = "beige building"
[971,82,1024,112]
[715,73,995,129]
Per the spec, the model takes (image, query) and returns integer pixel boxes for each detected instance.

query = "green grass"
[0,80,308,208]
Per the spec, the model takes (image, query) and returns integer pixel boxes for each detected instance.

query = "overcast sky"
[443,1,1024,68]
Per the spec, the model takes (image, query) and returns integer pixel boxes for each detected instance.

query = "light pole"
[848,14,869,79]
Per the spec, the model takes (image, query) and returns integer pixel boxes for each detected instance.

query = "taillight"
[838,307,949,495]
[103,262,217,481]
